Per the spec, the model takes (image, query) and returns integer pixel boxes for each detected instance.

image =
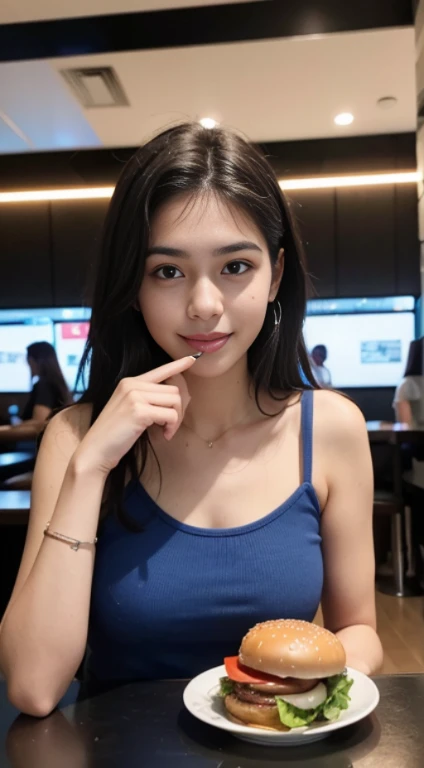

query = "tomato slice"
[224,656,284,684]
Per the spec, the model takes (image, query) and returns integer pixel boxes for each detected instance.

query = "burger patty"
[233,684,276,706]
[248,678,320,695]
[233,677,320,707]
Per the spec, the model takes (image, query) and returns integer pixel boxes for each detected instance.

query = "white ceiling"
[0,26,416,154]
[0,0,259,24]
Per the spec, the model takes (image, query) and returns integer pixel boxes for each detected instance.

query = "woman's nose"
[187,281,224,321]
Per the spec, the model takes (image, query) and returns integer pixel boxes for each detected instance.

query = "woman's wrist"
[69,447,110,481]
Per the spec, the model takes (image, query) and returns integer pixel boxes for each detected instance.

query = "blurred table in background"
[0,490,30,526]
[366,421,424,440]
[0,452,35,484]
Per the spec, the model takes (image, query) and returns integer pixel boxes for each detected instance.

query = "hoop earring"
[273,299,282,327]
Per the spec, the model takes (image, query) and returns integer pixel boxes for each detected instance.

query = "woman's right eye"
[152,265,184,280]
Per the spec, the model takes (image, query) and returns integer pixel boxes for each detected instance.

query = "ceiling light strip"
[280,171,421,190]
[0,187,115,202]
[0,172,420,203]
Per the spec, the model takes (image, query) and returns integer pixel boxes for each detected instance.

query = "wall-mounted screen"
[0,308,90,393]
[0,321,54,393]
[0,299,417,393]
[54,322,90,392]
[303,311,415,388]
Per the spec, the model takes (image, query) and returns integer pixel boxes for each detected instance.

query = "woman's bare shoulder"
[46,402,93,444]
[312,388,368,446]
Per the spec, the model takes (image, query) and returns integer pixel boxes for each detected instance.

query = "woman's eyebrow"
[146,241,263,258]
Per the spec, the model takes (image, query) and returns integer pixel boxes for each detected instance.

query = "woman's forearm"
[395,400,413,427]
[335,624,384,676]
[0,455,107,716]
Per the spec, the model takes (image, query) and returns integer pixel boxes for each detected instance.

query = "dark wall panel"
[288,188,336,297]
[394,184,421,294]
[51,199,108,306]
[336,185,396,297]
[0,203,52,308]
[343,387,396,423]
[0,133,416,190]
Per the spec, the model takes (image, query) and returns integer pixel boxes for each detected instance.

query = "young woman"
[0,123,383,716]
[0,341,73,443]
[393,338,424,428]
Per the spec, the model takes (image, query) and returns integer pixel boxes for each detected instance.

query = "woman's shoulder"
[47,401,93,443]
[311,388,367,446]
[269,387,365,440]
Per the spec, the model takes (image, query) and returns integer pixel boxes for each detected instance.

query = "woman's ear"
[268,248,285,301]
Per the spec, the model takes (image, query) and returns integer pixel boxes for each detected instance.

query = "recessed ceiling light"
[377,96,398,110]
[199,117,218,129]
[334,112,354,126]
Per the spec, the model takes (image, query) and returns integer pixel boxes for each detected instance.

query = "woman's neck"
[182,356,260,440]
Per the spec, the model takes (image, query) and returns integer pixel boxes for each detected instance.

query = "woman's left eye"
[222,261,251,275]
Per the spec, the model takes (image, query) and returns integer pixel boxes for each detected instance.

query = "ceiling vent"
[61,66,129,108]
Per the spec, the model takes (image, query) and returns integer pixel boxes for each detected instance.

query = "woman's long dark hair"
[71,122,317,528]
[27,341,73,409]
[404,337,424,377]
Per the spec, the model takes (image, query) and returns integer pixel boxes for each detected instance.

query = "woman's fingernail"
[190,351,204,359]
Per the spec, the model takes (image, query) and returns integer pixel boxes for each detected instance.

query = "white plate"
[183,665,379,746]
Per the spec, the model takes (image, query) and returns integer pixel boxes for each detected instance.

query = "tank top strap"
[301,389,314,484]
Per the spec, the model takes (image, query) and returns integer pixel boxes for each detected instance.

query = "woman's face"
[138,192,284,378]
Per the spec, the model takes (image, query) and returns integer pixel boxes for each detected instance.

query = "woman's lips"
[180,334,232,353]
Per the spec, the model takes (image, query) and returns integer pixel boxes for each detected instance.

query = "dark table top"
[1,674,424,767]
[366,422,424,443]
[0,490,31,525]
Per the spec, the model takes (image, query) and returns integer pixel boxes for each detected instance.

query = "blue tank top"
[86,389,323,684]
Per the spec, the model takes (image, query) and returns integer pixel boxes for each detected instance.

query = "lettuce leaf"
[276,672,353,729]
[321,672,353,721]
[276,698,320,728]
[219,676,235,696]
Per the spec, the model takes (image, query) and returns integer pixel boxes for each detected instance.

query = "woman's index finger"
[136,355,197,384]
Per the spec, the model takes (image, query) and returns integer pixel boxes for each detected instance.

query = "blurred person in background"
[0,341,73,443]
[309,344,332,387]
[393,338,424,428]
[393,338,424,585]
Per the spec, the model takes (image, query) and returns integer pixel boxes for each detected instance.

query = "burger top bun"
[239,619,346,680]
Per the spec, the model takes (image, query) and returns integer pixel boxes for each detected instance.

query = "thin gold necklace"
[181,407,254,448]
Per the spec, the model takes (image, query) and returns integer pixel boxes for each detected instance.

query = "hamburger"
[220,619,353,730]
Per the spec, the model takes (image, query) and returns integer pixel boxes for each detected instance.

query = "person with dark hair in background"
[393,338,424,427]
[0,341,73,442]
[309,344,332,388]
[393,337,424,586]
[0,122,382,717]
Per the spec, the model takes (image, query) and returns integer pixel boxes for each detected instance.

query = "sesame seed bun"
[238,619,346,680]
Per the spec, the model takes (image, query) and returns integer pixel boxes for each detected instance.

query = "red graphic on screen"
[60,323,90,340]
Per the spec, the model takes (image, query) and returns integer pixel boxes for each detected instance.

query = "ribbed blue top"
[86,389,322,684]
